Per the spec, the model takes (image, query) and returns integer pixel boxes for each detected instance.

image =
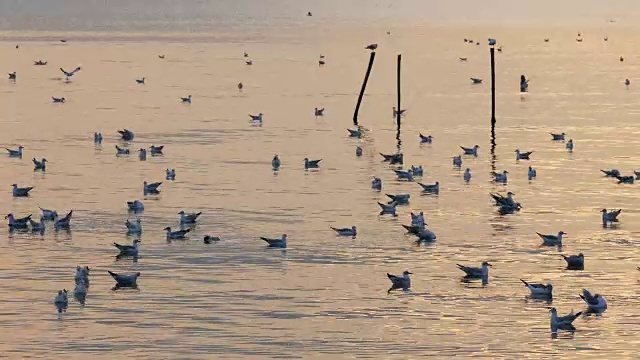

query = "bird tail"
[456,264,464,269]
[195,212,202,217]
[520,279,529,286]
[107,271,117,277]
[386,273,393,279]
[574,311,582,317]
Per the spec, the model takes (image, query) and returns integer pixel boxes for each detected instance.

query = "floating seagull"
[115,145,130,156]
[386,193,410,204]
[371,176,382,191]
[8,72,16,80]
[204,235,221,244]
[39,206,58,221]
[54,210,73,229]
[60,66,81,80]
[138,148,146,161]
[515,149,533,160]
[418,182,439,194]
[544,38,550,42]
[108,271,140,288]
[12,184,33,197]
[528,166,537,180]
[249,113,263,122]
[60,39,67,43]
[127,200,144,212]
[550,132,565,141]
[488,38,496,45]
[32,158,47,171]
[125,219,142,234]
[166,169,176,180]
[52,97,65,103]
[550,308,582,331]
[94,132,103,144]
[566,139,573,151]
[355,146,363,157]
[164,227,191,240]
[537,231,566,246]
[457,261,491,279]
[378,202,398,216]
[394,169,414,181]
[179,211,202,225]
[365,43,378,51]
[304,158,322,169]
[158,54,165,59]
[414,228,437,243]
[620,56,624,62]
[307,11,312,16]
[520,279,553,298]
[136,77,145,84]
[561,253,584,270]
[459,57,468,62]
[601,208,621,226]
[245,59,253,65]
[34,60,47,65]
[143,181,162,195]
[576,38,583,42]
[271,155,281,171]
[114,239,141,256]
[601,169,620,177]
[490,192,517,207]
[260,234,287,248]
[580,289,607,312]
[470,77,483,84]
[75,266,90,286]
[149,145,164,156]
[460,145,479,156]
[54,289,68,306]
[314,108,325,117]
[380,152,403,165]
[387,271,411,293]
[410,166,423,177]
[118,129,134,141]
[464,168,472,182]
[6,145,23,157]
[330,225,357,237]
[452,155,462,167]
[238,82,243,91]
[497,46,502,52]
[419,133,433,143]
[392,107,406,117]
[616,175,634,184]
[6,213,31,229]
[318,56,325,66]
[181,95,192,103]
[492,170,508,183]
[410,212,426,227]
[347,128,362,138]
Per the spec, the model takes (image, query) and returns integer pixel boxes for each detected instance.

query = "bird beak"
[408,272,413,274]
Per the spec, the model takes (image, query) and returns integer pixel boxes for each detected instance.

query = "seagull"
[566,139,573,151]
[179,211,202,225]
[418,182,439,194]
[127,200,144,212]
[394,169,413,181]
[550,308,582,331]
[378,202,398,216]
[492,170,509,183]
[115,145,130,156]
[490,192,517,207]
[12,184,33,197]
[60,66,81,80]
[113,239,141,256]
[149,145,164,156]
[260,234,287,248]
[318,56,325,66]
[488,38,497,45]
[52,97,65,103]
[39,206,58,221]
[164,227,191,240]
[355,146,363,157]
[32,158,47,171]
[580,289,607,312]
[158,54,165,59]
[118,129,134,141]
[243,52,248,58]
[470,77,483,84]
[601,208,621,226]
[29,217,45,233]
[520,279,553,298]
[371,176,382,191]
[411,165,423,176]
[138,148,146,161]
[616,175,634,184]
[392,107,406,117]
[143,181,162,195]
[544,38,550,42]
[386,271,411,293]
[413,228,437,243]
[330,226,357,237]
[54,289,68,306]
[34,60,47,65]
[108,271,140,288]
[245,58,253,65]
[419,133,433,143]
[94,132,103,144]
[314,108,325,117]
[136,77,145,84]
[625,78,630,89]
[463,168,472,182]
[456,261,491,279]
[270,155,281,170]
[365,43,378,51]
[601,169,620,177]
[386,193,410,204]
[528,166,537,180]
[54,210,73,229]
[166,169,176,180]
[249,113,263,122]
[6,213,31,229]
[181,95,192,103]
[304,158,322,169]
[537,231,566,246]
[380,152,403,165]
[238,82,243,91]
[452,155,462,167]
[8,72,16,80]
[204,235,221,244]
[550,132,565,140]
[460,145,479,156]
[125,219,142,234]
[410,212,426,228]
[515,149,533,160]
[561,253,584,270]
[347,128,362,138]
[6,146,23,157]
[74,266,90,286]
[459,57,468,62]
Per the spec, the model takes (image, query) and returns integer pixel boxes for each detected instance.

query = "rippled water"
[2,2,640,359]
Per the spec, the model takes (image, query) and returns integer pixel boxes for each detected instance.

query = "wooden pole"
[353,51,376,126]
[490,46,497,172]
[396,54,402,130]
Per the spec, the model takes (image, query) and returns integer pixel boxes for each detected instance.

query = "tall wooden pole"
[396,54,402,152]
[490,46,497,172]
[353,52,376,126]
